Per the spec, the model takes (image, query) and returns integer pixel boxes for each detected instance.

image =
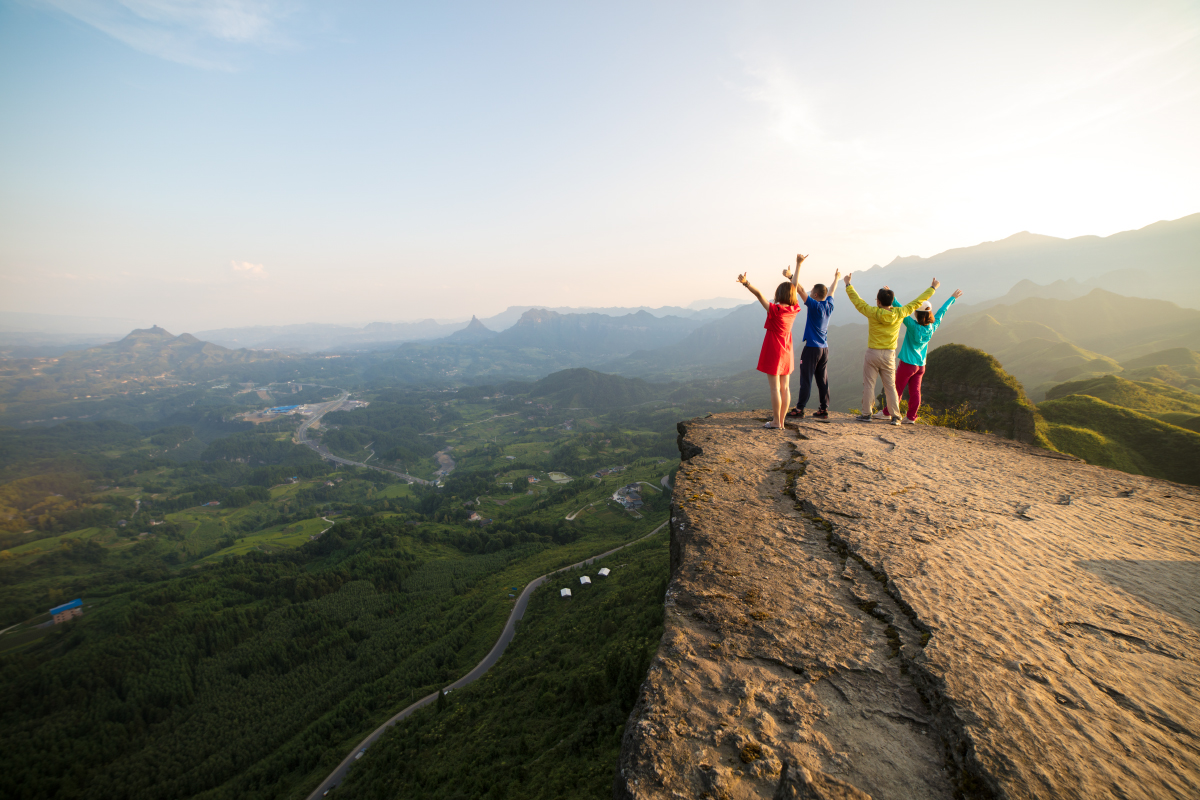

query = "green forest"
[336,534,669,800]
[0,354,694,800]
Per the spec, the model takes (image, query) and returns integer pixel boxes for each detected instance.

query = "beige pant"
[862,348,900,418]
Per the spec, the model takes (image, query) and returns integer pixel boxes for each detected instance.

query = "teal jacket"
[893,296,956,366]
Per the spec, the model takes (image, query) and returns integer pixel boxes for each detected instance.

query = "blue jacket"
[893,296,956,366]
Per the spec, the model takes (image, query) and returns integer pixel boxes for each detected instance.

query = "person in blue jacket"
[783,261,841,420]
[877,287,963,423]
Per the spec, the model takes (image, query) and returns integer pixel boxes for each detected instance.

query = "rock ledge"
[615,411,1199,800]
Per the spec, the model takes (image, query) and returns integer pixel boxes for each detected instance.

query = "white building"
[598,568,611,577]
[560,588,572,598]
[580,576,591,585]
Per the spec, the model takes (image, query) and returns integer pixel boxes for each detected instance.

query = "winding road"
[294,391,432,486]
[304,518,671,799]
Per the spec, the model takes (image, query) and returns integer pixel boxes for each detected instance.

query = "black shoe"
[787,407,804,418]
[812,409,829,419]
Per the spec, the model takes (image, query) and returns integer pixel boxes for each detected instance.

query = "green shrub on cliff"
[921,344,1051,447]
[1039,395,1200,486]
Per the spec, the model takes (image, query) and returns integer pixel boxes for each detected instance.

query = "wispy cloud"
[38,0,300,69]
[231,259,267,278]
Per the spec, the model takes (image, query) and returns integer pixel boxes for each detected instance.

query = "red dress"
[756,302,801,375]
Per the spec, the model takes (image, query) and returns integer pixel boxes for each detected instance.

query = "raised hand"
[931,277,941,290]
[796,253,809,265]
[952,289,963,299]
[782,268,793,279]
[843,272,852,286]
[737,272,749,285]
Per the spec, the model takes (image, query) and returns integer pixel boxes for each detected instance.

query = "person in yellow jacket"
[842,273,939,425]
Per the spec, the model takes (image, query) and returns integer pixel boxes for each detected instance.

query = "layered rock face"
[614,411,1199,800]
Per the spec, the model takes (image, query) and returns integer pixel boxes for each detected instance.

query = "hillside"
[851,212,1200,309]
[1119,347,1200,391]
[528,368,661,409]
[493,309,703,359]
[1045,373,1200,426]
[1039,395,1200,485]
[57,327,272,374]
[920,344,1049,445]
[334,534,668,800]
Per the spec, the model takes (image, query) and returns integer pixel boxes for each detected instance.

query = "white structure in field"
[598,567,610,577]
[560,588,572,598]
[580,576,591,585]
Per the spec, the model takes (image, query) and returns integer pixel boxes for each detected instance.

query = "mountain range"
[610,288,1200,405]
[851,212,1199,310]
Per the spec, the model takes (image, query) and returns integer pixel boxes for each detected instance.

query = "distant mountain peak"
[448,315,497,341]
[124,325,174,339]
[517,308,561,325]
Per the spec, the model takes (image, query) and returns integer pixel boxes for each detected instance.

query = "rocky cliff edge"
[614,411,1199,800]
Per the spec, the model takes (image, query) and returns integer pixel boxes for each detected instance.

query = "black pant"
[795,345,829,411]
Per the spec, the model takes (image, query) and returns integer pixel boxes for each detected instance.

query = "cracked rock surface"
[613,411,1199,800]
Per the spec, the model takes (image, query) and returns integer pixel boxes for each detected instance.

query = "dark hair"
[811,284,827,300]
[914,309,934,326]
[774,282,799,306]
[877,288,895,306]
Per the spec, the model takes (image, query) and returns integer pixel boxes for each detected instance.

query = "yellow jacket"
[846,285,936,350]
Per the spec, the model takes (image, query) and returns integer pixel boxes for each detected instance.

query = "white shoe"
[903,418,918,425]
[872,410,890,419]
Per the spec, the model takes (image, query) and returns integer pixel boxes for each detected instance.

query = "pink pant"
[882,360,925,420]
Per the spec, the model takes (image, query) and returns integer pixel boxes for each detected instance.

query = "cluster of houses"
[560,567,611,598]
[590,465,627,479]
[612,483,644,511]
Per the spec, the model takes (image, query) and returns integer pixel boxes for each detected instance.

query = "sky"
[1,0,1197,332]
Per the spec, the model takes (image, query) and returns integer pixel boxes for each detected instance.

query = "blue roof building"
[49,598,82,615]
[50,598,84,623]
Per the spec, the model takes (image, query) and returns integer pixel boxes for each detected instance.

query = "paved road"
[295,391,432,486]
[304,518,671,799]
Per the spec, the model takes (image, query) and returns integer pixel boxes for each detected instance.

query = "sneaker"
[890,417,902,426]
[787,407,804,418]
[812,409,829,419]
[872,410,890,420]
[902,417,918,425]
[854,414,872,422]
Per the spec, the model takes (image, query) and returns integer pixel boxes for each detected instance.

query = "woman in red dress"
[738,254,805,429]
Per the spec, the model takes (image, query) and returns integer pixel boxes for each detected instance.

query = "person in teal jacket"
[877,287,963,423]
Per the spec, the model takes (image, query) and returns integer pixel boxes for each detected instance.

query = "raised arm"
[828,269,841,299]
[898,277,939,316]
[890,293,917,330]
[842,273,872,318]
[782,253,809,303]
[737,272,770,311]
[931,290,961,330]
